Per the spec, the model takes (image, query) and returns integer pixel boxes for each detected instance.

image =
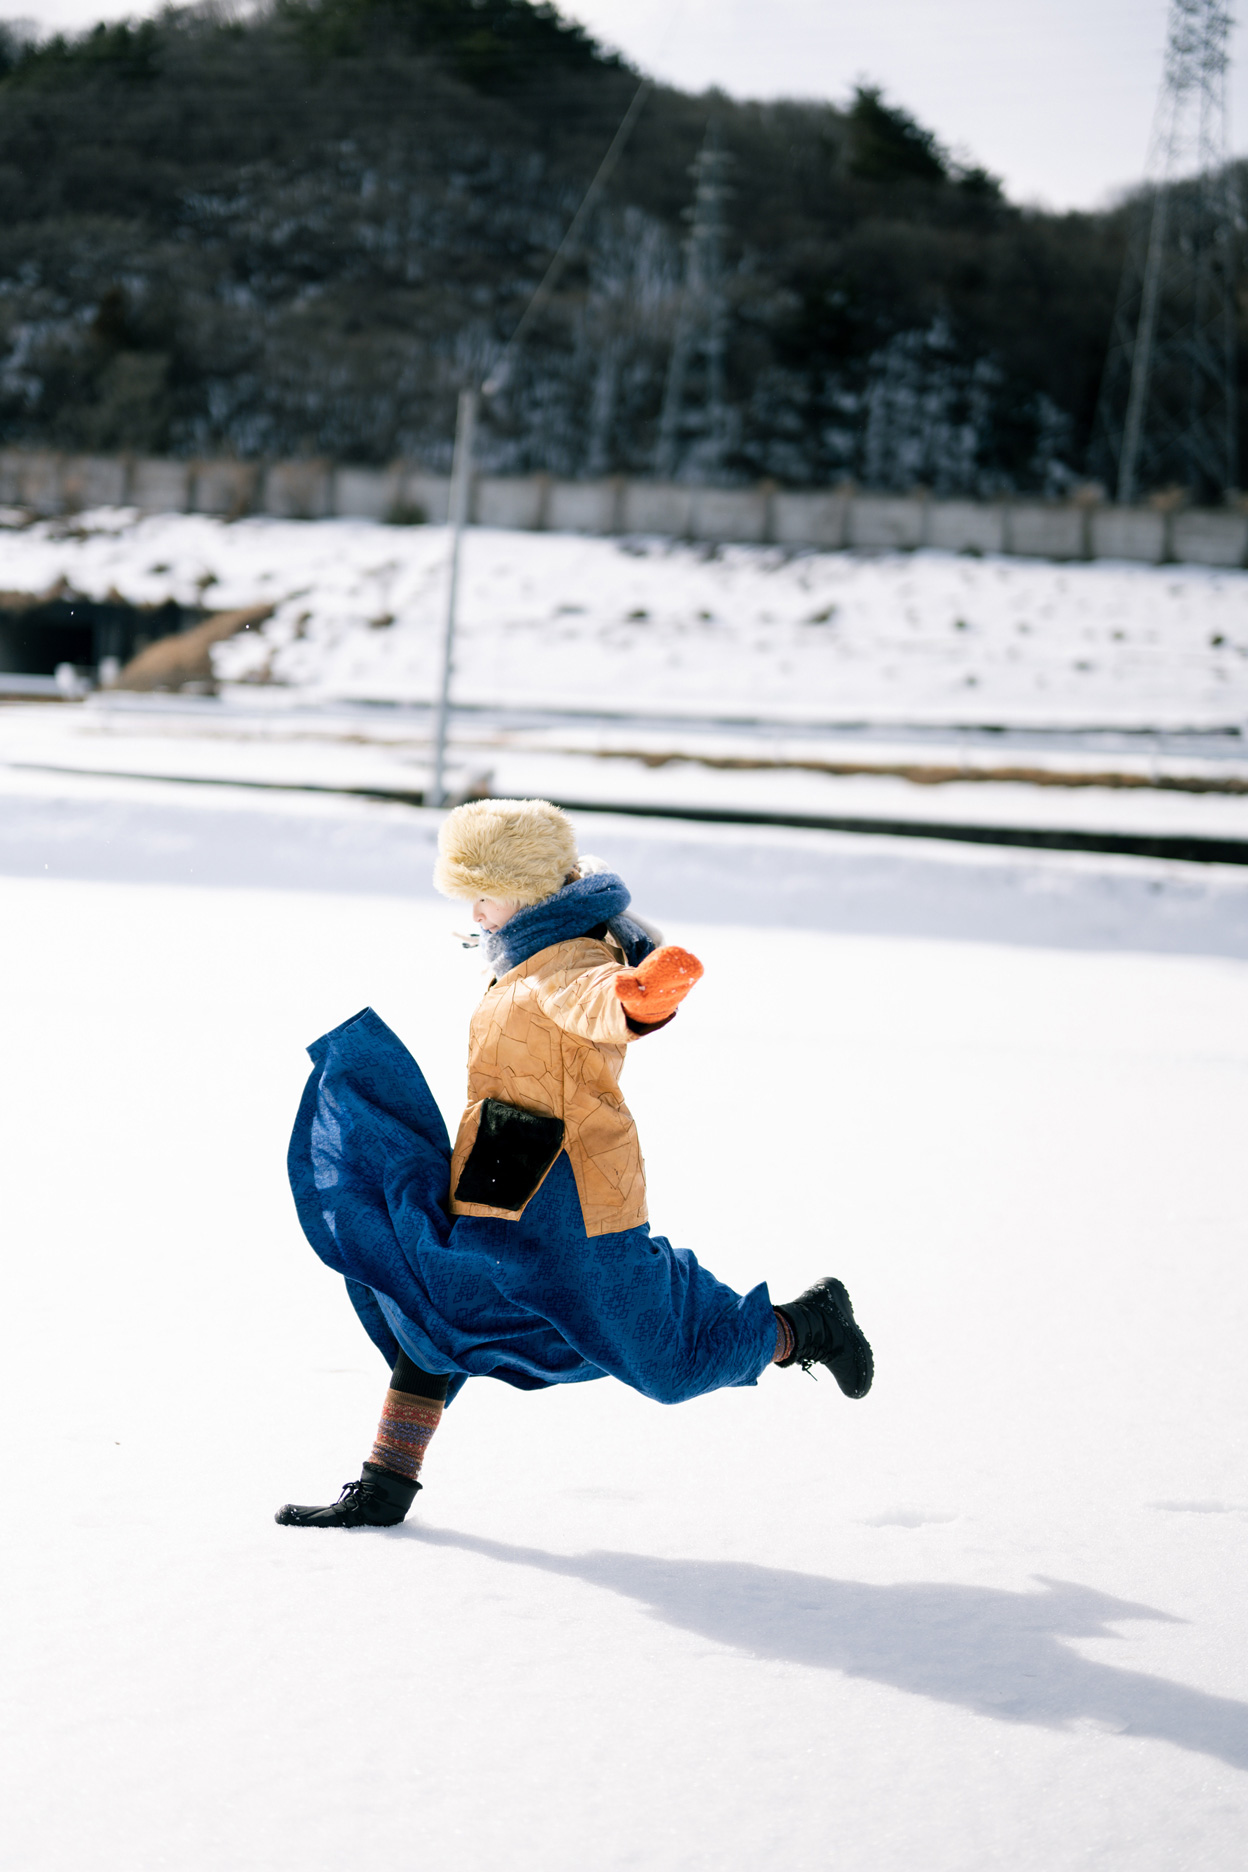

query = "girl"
[277,798,872,1530]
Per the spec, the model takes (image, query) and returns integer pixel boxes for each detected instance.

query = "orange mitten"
[614,945,704,1022]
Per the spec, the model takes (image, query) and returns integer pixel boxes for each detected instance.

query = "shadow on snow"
[405,1526,1248,1771]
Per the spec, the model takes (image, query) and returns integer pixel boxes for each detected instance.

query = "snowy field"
[6,693,1248,848]
[5,509,1248,853]
[2,773,1247,1871]
[3,508,1248,727]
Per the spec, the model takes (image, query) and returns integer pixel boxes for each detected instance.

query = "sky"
[2,0,1242,211]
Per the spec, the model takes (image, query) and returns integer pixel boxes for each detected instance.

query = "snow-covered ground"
[3,509,1248,728]
[2,772,1247,1871]
[6,695,1248,847]
[2,766,1248,957]
[3,514,1247,1867]
[6,509,1248,845]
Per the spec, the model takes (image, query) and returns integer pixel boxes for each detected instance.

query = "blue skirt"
[288,1008,777,1405]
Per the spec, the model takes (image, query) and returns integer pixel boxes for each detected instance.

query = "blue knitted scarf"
[484,871,655,976]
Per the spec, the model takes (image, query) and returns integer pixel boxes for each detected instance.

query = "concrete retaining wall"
[848,496,926,551]
[332,466,398,523]
[690,486,770,544]
[401,469,451,526]
[263,459,333,521]
[192,460,260,518]
[1004,503,1088,560]
[132,458,191,513]
[474,474,548,530]
[1170,509,1248,567]
[925,500,1006,554]
[546,478,620,533]
[619,481,695,535]
[1089,506,1166,564]
[60,455,129,509]
[771,491,849,548]
[1,447,1246,569]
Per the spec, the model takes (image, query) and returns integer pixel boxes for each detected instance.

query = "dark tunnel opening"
[0,596,191,679]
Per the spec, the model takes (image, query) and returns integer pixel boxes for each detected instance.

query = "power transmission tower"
[1095,1,1239,506]
[655,122,733,481]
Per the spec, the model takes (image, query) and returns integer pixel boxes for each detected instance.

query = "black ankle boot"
[776,1278,874,1398]
[275,1462,420,1529]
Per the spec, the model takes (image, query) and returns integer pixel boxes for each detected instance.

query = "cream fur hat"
[434,798,579,906]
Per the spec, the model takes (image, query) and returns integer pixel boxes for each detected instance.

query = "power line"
[483,75,654,398]
[429,72,655,806]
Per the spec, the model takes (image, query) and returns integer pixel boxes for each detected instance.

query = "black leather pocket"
[455,1099,565,1210]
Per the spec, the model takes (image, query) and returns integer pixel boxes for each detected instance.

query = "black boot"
[275,1462,420,1529]
[776,1278,873,1398]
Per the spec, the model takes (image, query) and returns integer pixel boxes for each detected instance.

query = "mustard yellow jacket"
[449,933,661,1237]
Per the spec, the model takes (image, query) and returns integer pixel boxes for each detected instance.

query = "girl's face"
[472,896,521,933]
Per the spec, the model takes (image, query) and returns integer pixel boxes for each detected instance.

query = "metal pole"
[429,386,477,809]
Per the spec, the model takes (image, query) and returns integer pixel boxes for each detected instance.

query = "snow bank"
[3,509,1248,727]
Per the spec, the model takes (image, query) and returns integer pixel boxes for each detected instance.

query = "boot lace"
[793,1293,846,1376]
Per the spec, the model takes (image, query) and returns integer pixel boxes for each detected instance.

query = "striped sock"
[370,1389,444,1483]
[772,1308,795,1365]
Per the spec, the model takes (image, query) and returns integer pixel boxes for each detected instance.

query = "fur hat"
[434,798,579,905]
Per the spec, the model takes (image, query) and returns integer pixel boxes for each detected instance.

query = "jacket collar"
[483,871,655,976]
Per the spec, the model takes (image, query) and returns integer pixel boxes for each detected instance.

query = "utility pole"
[428,386,477,812]
[1095,1,1239,506]
[656,122,733,481]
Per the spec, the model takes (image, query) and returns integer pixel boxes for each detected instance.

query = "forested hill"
[0,0,1132,491]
